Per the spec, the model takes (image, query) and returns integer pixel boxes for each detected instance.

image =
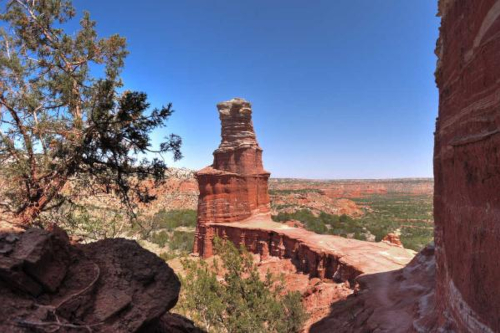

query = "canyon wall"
[206,222,412,284]
[434,0,500,331]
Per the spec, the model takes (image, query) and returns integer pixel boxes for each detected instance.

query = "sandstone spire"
[193,98,271,257]
[212,98,266,175]
[216,98,259,152]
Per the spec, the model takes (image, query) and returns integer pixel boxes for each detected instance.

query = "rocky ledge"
[0,226,202,333]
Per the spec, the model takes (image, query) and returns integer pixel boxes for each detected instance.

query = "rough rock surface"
[0,227,199,332]
[255,256,353,331]
[309,245,437,332]
[382,233,403,248]
[434,0,500,332]
[194,98,271,257]
[207,217,414,282]
[193,98,413,272]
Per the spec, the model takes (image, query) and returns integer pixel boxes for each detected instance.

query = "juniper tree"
[0,0,181,225]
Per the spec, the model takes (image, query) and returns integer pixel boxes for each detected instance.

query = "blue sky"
[73,0,440,179]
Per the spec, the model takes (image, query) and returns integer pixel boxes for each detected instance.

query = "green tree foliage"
[272,209,368,239]
[151,209,197,231]
[178,238,308,333]
[0,0,181,225]
[151,230,194,254]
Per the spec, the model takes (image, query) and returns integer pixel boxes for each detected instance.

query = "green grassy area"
[352,194,433,250]
[149,209,196,257]
[149,209,197,231]
[60,206,197,258]
[269,189,322,195]
[272,194,433,252]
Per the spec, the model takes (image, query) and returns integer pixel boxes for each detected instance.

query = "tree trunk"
[16,176,68,226]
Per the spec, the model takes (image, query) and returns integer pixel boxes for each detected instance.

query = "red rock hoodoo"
[434,0,500,331]
[193,98,414,289]
[194,98,271,257]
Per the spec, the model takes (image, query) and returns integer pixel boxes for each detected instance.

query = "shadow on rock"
[0,225,202,332]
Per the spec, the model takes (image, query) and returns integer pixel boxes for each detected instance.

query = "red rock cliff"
[435,0,500,331]
[194,98,271,257]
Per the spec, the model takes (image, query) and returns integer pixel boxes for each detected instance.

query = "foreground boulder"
[0,227,198,332]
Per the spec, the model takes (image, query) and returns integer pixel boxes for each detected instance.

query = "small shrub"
[152,209,197,231]
[177,238,308,332]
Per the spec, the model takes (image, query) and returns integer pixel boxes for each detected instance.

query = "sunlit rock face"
[435,0,500,331]
[213,98,264,174]
[194,98,271,257]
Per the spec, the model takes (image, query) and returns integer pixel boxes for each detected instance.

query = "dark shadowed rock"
[0,227,198,332]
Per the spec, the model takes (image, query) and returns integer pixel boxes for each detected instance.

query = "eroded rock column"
[194,98,271,257]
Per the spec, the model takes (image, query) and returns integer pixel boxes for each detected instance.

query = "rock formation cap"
[216,98,260,151]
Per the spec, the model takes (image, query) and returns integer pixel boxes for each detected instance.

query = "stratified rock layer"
[194,98,414,277]
[206,218,414,283]
[194,98,271,257]
[434,0,500,331]
[310,245,437,332]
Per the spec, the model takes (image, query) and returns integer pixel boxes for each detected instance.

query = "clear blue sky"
[73,0,440,179]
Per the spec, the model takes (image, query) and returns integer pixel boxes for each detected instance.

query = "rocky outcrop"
[310,244,437,332]
[193,98,414,281]
[194,98,271,257]
[0,227,199,332]
[207,219,414,284]
[434,0,500,332]
[382,233,403,247]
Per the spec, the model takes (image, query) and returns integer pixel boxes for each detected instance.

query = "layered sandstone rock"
[207,219,414,283]
[434,0,500,331]
[310,244,437,332]
[193,98,414,272]
[194,98,271,257]
[269,178,434,198]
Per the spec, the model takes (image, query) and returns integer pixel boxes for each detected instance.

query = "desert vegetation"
[177,238,307,333]
[272,192,433,251]
[0,0,181,226]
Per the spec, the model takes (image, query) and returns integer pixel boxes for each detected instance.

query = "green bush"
[177,238,308,332]
[151,230,170,247]
[150,230,194,256]
[170,231,194,253]
[271,194,434,252]
[152,209,197,231]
